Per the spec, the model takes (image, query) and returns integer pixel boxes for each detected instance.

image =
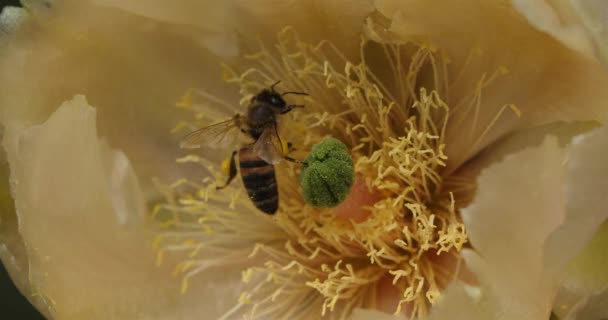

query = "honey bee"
[180,81,307,214]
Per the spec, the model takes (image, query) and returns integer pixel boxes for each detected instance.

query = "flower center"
[153,25,505,319]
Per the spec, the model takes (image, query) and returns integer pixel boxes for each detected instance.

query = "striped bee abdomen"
[238,147,279,214]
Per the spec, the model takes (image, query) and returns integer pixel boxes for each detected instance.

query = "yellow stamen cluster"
[155,26,482,319]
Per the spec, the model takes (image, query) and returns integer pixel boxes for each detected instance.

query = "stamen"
[155,21,514,319]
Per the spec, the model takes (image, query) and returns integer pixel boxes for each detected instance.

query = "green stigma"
[299,137,354,208]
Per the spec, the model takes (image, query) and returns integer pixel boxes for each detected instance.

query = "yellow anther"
[176,89,193,108]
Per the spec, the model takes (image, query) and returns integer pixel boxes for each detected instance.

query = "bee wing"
[179,118,240,149]
[252,126,285,164]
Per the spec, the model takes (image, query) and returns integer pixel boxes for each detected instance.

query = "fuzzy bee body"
[180,81,306,215]
[237,147,279,214]
[246,101,278,139]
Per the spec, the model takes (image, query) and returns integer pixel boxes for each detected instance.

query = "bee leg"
[284,156,307,165]
[281,142,307,164]
[216,151,238,190]
[280,104,304,115]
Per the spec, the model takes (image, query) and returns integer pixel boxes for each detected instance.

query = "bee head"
[253,89,287,109]
[252,81,308,114]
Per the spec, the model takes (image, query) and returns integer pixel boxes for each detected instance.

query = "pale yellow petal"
[460,137,565,319]
[553,286,608,319]
[92,0,373,60]
[568,288,608,319]
[0,2,235,192]
[90,0,238,56]
[374,0,608,171]
[91,0,230,30]
[455,121,597,182]
[434,127,608,319]
[545,126,608,276]
[234,0,374,58]
[426,282,487,320]
[552,223,608,319]
[1,96,241,319]
[544,126,608,318]
[563,221,608,294]
[511,0,595,58]
[571,0,608,65]
[351,308,402,320]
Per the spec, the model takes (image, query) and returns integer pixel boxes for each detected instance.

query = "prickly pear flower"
[1,1,608,320]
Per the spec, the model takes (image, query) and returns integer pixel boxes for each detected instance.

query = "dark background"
[1,1,46,319]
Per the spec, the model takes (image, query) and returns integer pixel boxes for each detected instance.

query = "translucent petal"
[1,96,242,319]
[351,308,401,320]
[547,126,608,318]
[570,0,608,65]
[426,282,487,320]
[90,0,238,56]
[563,221,608,294]
[545,126,608,277]
[511,0,595,58]
[356,284,488,320]
[462,137,564,318]
[428,126,608,319]
[569,288,608,319]
[374,0,608,172]
[454,121,598,183]
[0,2,237,189]
[93,0,373,59]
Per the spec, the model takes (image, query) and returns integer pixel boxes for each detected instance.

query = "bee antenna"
[281,91,309,97]
[270,80,281,91]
